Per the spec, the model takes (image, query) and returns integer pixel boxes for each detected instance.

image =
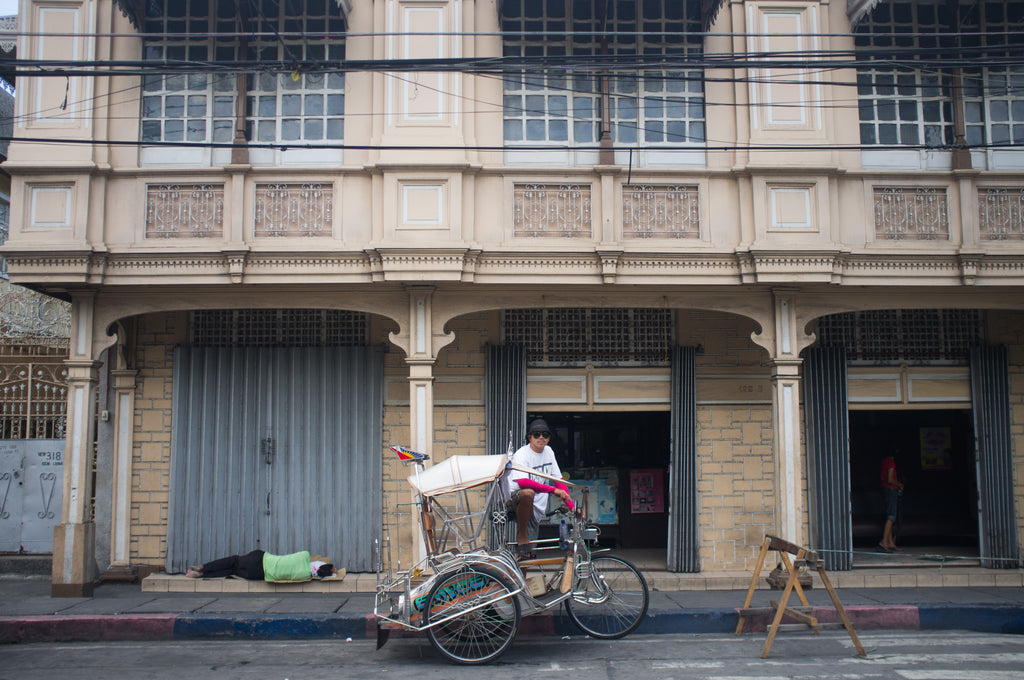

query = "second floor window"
[141,0,345,149]
[856,0,1023,164]
[501,0,705,150]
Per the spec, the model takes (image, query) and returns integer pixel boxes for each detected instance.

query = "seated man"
[507,418,574,560]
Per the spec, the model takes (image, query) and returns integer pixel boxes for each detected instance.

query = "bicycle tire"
[423,566,522,664]
[565,554,649,639]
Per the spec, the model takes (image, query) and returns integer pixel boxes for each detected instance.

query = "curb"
[3,605,1023,643]
[918,604,1024,635]
[0,614,176,644]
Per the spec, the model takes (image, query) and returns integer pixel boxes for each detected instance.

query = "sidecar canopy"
[408,454,509,497]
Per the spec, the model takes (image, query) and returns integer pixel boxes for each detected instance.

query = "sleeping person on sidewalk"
[185,550,337,581]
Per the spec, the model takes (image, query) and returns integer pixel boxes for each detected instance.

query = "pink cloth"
[515,477,574,510]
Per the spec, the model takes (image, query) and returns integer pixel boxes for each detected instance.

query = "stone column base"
[52,522,96,597]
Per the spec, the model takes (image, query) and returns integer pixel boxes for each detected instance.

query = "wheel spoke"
[566,555,649,639]
[425,568,521,664]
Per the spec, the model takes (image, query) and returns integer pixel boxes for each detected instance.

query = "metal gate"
[803,346,853,570]
[970,346,1021,568]
[0,439,64,553]
[166,346,384,573]
[667,346,698,572]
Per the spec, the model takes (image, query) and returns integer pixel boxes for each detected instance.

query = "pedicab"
[373,445,649,664]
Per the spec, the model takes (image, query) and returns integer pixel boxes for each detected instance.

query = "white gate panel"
[0,439,64,553]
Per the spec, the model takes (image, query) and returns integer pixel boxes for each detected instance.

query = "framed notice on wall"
[629,469,665,514]
[920,427,953,470]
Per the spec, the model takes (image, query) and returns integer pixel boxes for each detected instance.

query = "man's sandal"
[516,544,537,561]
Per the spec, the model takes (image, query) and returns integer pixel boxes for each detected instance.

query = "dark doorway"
[528,411,671,550]
[849,409,978,549]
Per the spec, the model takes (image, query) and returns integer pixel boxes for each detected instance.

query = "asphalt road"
[3,629,1023,680]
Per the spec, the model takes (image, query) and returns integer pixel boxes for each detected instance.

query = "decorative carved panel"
[513,184,592,238]
[145,184,224,238]
[254,183,333,237]
[0,282,71,346]
[873,187,949,240]
[979,187,1024,240]
[622,185,699,238]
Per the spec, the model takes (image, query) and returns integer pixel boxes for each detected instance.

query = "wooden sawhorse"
[735,535,866,658]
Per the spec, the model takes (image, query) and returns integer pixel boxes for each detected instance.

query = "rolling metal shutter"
[166,346,383,574]
[970,346,1021,569]
[667,346,698,572]
[803,346,853,570]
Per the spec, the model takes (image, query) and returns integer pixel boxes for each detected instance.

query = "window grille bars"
[816,309,984,363]
[254,183,333,237]
[513,184,592,237]
[622,185,699,238]
[979,187,1024,240]
[145,184,225,238]
[503,308,674,366]
[190,309,368,347]
[0,361,68,439]
[873,187,949,240]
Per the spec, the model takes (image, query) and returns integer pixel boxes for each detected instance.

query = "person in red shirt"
[879,454,905,552]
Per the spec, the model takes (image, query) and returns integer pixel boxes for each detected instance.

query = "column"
[105,368,138,580]
[768,290,810,546]
[51,294,100,596]
[405,287,437,565]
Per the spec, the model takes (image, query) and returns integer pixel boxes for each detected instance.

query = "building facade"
[2,0,1023,596]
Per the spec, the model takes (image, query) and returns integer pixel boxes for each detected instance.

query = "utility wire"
[1,134,1020,152]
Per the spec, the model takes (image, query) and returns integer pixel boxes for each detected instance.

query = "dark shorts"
[883,488,900,521]
[509,490,540,541]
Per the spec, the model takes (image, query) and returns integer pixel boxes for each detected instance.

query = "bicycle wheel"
[565,554,649,639]
[423,566,522,664]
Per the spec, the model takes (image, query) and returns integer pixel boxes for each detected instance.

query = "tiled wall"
[130,311,186,564]
[697,404,776,573]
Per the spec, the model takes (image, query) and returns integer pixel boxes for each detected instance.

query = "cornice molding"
[8,247,1024,290]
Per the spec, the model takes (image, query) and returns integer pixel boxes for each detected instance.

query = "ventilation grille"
[503,308,674,366]
[190,309,368,347]
[816,310,984,363]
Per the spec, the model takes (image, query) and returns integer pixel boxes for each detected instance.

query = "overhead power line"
[1,134,1021,153]
[5,47,1024,78]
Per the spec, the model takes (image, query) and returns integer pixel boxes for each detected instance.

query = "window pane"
[282,119,301,140]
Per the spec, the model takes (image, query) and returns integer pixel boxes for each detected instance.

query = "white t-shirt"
[507,443,563,522]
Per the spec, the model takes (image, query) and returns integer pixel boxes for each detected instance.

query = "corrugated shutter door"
[167,347,383,574]
[485,344,526,549]
[970,346,1021,569]
[803,346,853,571]
[667,346,698,572]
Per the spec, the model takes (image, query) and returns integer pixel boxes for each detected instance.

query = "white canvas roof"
[408,454,509,497]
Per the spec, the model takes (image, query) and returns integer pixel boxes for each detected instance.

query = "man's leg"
[881,519,895,549]
[515,489,536,546]
[196,554,242,578]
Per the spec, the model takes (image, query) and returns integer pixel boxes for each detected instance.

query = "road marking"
[897,672,1024,680]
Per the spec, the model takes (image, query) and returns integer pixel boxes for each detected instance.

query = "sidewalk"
[2,566,1023,644]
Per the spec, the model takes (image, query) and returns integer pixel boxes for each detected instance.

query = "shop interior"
[849,409,979,554]
[529,411,671,552]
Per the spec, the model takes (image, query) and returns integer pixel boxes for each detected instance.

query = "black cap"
[527,418,550,435]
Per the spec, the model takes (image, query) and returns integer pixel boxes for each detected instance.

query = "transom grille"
[503,308,674,366]
[816,309,985,363]
[190,309,368,347]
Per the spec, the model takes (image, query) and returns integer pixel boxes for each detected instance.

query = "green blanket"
[262,550,311,582]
